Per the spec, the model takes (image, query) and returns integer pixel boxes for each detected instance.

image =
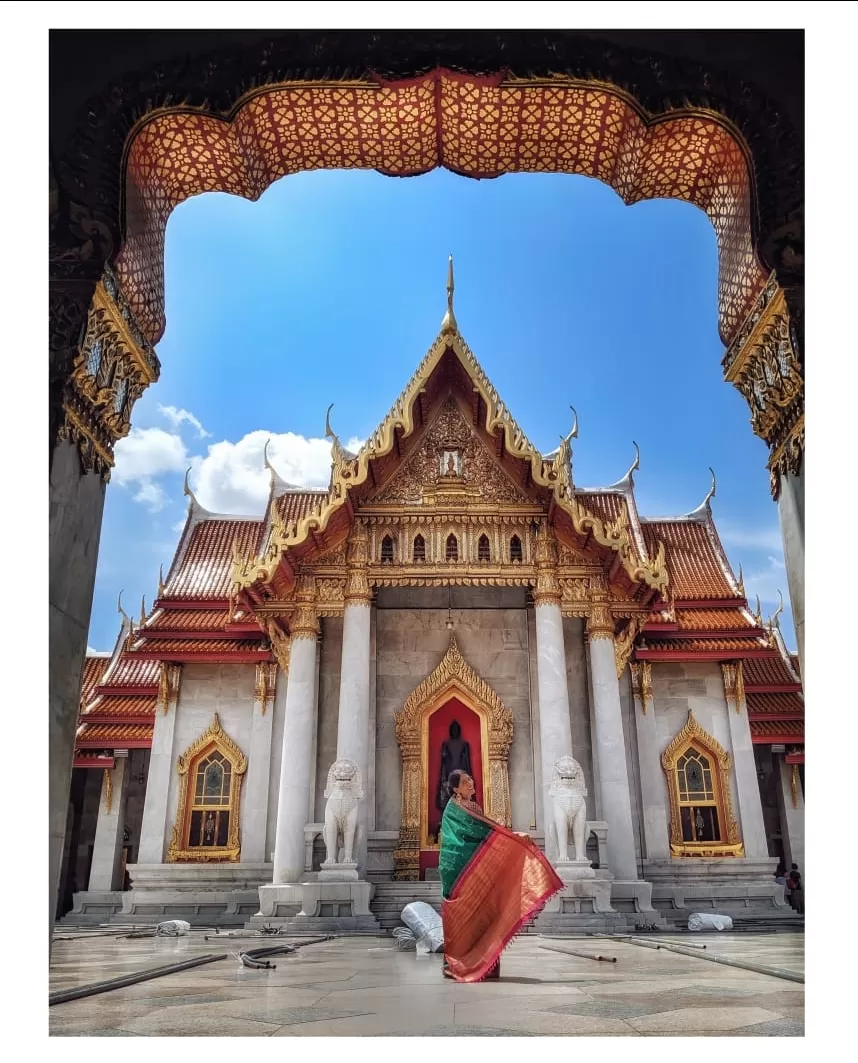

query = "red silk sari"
[439,797,563,983]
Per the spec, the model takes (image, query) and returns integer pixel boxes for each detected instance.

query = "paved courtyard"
[49,930,804,1037]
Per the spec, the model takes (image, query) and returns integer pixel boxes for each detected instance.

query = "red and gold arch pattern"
[118,69,766,345]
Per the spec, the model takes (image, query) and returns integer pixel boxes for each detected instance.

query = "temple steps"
[369,881,538,934]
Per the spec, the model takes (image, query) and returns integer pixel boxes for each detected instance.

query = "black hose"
[238,936,334,969]
[49,953,228,1006]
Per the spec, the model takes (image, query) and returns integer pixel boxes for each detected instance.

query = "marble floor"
[49,930,804,1037]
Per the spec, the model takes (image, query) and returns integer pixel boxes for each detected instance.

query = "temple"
[60,266,804,931]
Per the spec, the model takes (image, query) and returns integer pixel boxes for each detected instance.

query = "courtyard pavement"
[48,930,804,1037]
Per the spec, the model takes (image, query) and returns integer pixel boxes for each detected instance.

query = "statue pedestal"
[555,858,595,881]
[249,880,380,934]
[319,862,359,882]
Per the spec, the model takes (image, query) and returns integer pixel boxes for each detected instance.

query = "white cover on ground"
[400,901,445,954]
[688,912,734,931]
[156,919,191,936]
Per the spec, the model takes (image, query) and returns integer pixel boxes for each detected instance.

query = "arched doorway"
[48,30,803,929]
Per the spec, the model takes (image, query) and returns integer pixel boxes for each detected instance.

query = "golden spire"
[140,596,147,626]
[441,255,458,334]
[736,563,745,598]
[753,594,764,626]
[158,564,166,598]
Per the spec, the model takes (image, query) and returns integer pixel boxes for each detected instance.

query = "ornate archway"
[393,635,513,880]
[661,710,743,858]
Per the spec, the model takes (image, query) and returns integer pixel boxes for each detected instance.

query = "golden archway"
[393,635,513,880]
[167,712,248,863]
[661,710,743,858]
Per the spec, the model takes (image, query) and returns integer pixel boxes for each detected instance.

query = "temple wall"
[650,661,741,840]
[167,663,258,854]
[372,587,536,833]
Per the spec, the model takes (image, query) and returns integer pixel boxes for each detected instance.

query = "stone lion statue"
[323,759,365,865]
[549,755,588,863]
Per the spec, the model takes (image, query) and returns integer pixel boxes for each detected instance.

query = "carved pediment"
[372,397,534,506]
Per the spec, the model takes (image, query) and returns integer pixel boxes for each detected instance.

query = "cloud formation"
[158,404,211,438]
[113,426,190,511]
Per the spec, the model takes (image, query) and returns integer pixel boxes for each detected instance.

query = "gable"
[369,396,535,507]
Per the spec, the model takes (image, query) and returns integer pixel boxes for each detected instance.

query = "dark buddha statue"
[436,720,473,815]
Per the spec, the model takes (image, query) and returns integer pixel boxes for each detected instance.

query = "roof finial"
[687,467,717,520]
[736,563,745,597]
[117,590,130,624]
[183,466,200,509]
[140,595,147,626]
[441,255,458,334]
[706,467,717,506]
[158,564,166,597]
[754,594,763,626]
[325,403,337,442]
[561,405,579,444]
[769,589,784,630]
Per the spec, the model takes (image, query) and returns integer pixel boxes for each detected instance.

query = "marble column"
[630,663,670,859]
[272,605,319,883]
[533,601,575,857]
[587,607,639,880]
[241,663,277,863]
[777,462,804,675]
[88,758,129,891]
[722,664,770,858]
[49,438,107,929]
[137,669,182,863]
[335,600,372,873]
[776,757,804,873]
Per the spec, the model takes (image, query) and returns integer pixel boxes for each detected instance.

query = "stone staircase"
[370,881,538,934]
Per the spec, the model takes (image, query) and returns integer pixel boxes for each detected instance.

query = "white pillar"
[587,610,639,880]
[241,663,277,863]
[630,663,670,859]
[272,624,319,884]
[534,600,574,858]
[722,664,770,858]
[137,686,180,863]
[776,757,804,872]
[335,600,372,873]
[777,462,804,675]
[88,758,129,890]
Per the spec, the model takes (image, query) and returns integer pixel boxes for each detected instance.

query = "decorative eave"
[232,328,669,602]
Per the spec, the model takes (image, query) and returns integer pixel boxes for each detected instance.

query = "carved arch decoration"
[660,710,744,858]
[393,635,513,880]
[167,712,248,863]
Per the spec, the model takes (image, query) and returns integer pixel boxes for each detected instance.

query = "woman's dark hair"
[446,769,465,797]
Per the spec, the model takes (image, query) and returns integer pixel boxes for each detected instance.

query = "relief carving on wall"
[373,397,533,506]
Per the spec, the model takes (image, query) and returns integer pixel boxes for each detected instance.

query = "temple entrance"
[421,697,486,879]
[393,636,513,881]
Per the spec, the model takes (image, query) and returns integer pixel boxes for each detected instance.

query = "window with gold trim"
[660,710,744,858]
[167,713,247,863]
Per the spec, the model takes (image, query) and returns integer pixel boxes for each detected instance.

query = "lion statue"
[322,758,365,866]
[548,755,588,863]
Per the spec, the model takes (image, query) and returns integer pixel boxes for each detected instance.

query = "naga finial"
[706,467,717,506]
[441,254,458,334]
[687,466,717,519]
[325,403,336,441]
[183,466,200,509]
[559,405,579,445]
[754,594,763,626]
[117,590,130,624]
[769,589,784,630]
[140,596,147,626]
[158,564,166,597]
[736,563,745,597]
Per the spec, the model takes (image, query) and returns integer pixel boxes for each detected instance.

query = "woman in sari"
[439,768,563,982]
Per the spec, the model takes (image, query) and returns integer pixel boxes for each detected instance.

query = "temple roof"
[640,516,739,600]
[165,515,264,600]
[81,653,111,702]
[76,721,154,747]
[749,718,804,742]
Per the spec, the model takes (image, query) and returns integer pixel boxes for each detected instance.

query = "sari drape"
[439,798,563,982]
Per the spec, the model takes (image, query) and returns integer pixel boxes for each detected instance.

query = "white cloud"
[719,523,784,553]
[190,430,364,515]
[114,427,189,484]
[158,404,211,438]
[744,555,787,608]
[133,481,169,512]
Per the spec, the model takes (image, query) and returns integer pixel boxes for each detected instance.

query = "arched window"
[413,534,426,563]
[510,535,523,563]
[661,710,743,858]
[168,713,247,863]
[446,534,459,561]
[478,534,491,562]
[381,534,394,563]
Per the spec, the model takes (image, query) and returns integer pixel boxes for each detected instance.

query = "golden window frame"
[167,713,248,863]
[392,635,513,880]
[661,710,744,858]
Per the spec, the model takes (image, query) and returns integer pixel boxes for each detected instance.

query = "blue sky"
[89,167,793,650]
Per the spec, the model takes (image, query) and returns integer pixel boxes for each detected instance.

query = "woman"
[439,768,563,982]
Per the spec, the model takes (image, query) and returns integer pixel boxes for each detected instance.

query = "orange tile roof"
[81,695,157,718]
[76,722,154,745]
[675,608,757,631]
[165,518,264,599]
[129,638,268,656]
[575,491,646,563]
[641,519,737,599]
[749,719,804,740]
[81,655,111,704]
[743,655,800,687]
[145,608,232,632]
[102,655,160,688]
[746,692,804,716]
[640,636,768,654]
[274,490,328,526]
